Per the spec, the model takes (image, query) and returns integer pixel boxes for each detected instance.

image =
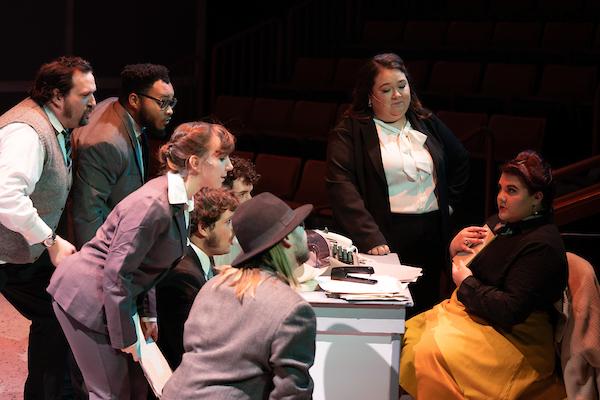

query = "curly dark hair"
[30,56,93,105]
[500,150,555,211]
[119,63,170,101]
[190,187,239,234]
[346,53,431,121]
[222,156,261,189]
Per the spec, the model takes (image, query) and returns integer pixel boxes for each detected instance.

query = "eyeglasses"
[136,93,177,110]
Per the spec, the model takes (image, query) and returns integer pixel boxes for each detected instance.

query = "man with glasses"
[70,63,176,249]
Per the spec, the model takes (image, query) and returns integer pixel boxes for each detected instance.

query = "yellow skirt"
[400,290,565,400]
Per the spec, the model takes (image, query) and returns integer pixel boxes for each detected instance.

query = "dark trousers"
[388,210,449,317]
[0,252,69,400]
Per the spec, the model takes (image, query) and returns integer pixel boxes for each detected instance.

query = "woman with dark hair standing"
[47,121,234,399]
[327,53,470,314]
[400,150,568,399]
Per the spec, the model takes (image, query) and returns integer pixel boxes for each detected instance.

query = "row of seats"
[214,95,343,138]
[231,152,331,225]
[271,58,598,104]
[228,108,548,162]
[358,20,600,52]
[363,0,600,20]
[214,94,558,161]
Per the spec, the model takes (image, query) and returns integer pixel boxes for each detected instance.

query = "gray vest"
[0,98,72,264]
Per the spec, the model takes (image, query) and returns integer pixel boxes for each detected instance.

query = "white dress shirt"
[374,118,439,214]
[0,107,69,264]
[189,242,213,281]
[167,172,194,229]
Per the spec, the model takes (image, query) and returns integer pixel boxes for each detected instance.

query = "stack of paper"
[316,274,413,305]
[357,254,423,283]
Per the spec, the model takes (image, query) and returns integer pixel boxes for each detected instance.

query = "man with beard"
[156,187,238,369]
[0,56,96,399]
[162,192,316,400]
[70,63,175,249]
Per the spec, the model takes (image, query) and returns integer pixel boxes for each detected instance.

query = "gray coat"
[47,175,188,349]
[70,98,145,248]
[162,271,316,400]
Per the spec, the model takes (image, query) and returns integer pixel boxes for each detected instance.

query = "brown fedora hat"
[231,192,313,266]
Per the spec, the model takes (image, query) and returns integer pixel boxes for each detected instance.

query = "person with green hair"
[162,192,316,400]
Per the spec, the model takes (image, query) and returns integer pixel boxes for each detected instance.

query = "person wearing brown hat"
[162,192,316,400]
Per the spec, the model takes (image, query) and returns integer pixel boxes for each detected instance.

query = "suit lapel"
[361,119,387,183]
[114,101,145,185]
[187,248,207,286]
[172,203,189,256]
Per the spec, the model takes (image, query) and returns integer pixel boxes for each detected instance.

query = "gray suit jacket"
[162,271,316,400]
[48,175,187,349]
[71,97,145,248]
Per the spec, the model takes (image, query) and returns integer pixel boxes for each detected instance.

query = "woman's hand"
[449,226,488,258]
[367,244,390,255]
[142,320,158,342]
[452,261,473,287]
[121,341,140,362]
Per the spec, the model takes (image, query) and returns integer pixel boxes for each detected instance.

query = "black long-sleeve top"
[457,213,568,331]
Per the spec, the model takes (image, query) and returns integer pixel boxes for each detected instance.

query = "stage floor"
[0,295,28,400]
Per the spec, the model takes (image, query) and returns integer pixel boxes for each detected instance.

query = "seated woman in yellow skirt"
[400,150,568,399]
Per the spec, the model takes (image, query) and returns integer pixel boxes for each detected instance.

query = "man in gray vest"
[0,56,96,399]
[70,63,175,249]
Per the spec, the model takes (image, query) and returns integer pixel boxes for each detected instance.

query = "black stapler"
[331,266,377,285]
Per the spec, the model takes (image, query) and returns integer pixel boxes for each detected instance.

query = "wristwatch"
[42,232,57,248]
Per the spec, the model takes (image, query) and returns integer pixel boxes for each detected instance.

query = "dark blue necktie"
[63,130,72,169]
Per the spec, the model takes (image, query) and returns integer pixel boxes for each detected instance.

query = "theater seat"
[555,252,600,400]
[289,160,329,211]
[252,154,302,200]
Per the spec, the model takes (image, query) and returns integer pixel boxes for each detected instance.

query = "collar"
[493,212,552,236]
[189,241,212,276]
[124,110,143,140]
[167,172,194,211]
[42,105,67,135]
[373,118,427,146]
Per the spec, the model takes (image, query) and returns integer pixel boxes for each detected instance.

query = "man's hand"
[47,235,76,267]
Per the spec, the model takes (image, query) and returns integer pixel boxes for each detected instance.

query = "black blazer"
[326,112,470,252]
[156,245,211,369]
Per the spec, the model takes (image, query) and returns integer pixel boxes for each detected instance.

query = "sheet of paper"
[358,253,422,282]
[133,313,173,398]
[316,275,404,294]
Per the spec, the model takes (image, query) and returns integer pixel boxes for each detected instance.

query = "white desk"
[302,253,409,400]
